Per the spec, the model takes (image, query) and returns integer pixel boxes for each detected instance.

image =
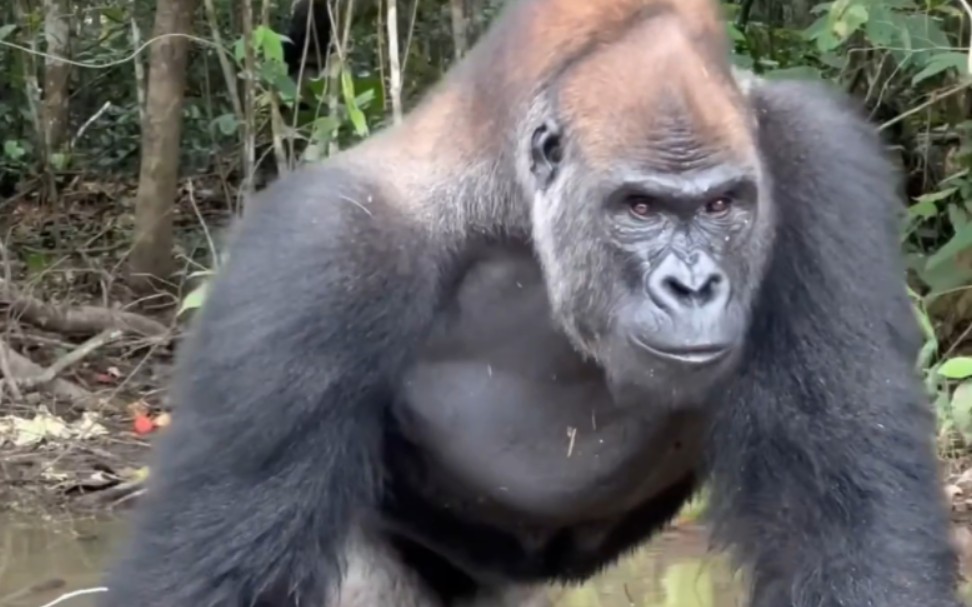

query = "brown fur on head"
[395,0,743,162]
[554,13,757,172]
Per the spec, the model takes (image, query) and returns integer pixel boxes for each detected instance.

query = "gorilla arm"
[100,164,442,606]
[706,76,963,607]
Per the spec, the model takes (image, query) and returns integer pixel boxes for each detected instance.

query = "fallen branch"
[0,277,169,338]
[0,339,92,402]
[17,328,122,391]
[77,476,146,508]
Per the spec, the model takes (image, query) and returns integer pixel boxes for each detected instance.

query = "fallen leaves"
[0,405,108,448]
[946,467,972,514]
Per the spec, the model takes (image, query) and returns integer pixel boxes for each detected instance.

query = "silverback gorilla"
[99,0,964,606]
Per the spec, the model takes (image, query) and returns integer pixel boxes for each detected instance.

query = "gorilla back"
[99,1,965,606]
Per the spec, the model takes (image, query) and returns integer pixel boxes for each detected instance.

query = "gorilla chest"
[391,246,706,526]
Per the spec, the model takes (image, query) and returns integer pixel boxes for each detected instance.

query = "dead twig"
[37,587,108,607]
[17,328,122,390]
[0,338,92,402]
[0,277,170,338]
[0,336,24,402]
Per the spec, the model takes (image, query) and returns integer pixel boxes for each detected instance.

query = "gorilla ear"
[529,121,564,188]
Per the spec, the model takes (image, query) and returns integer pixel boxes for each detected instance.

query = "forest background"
[3,0,972,519]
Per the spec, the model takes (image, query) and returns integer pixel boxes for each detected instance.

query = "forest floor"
[4,181,972,552]
[0,178,224,517]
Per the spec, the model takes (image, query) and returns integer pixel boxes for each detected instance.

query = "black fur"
[283,0,331,74]
[98,8,962,607]
[706,79,960,607]
[101,165,444,605]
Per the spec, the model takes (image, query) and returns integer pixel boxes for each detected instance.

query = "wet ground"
[0,514,742,607]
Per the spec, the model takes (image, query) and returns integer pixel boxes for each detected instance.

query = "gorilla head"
[518,15,774,405]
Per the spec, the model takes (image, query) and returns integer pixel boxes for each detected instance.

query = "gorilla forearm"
[100,166,442,606]
[705,78,961,607]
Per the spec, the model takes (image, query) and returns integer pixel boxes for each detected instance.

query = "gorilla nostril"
[661,272,724,307]
[647,253,729,311]
[663,276,693,299]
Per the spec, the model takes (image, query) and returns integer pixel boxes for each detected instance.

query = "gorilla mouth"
[630,335,732,366]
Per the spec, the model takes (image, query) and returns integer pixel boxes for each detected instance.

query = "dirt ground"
[0,312,170,516]
[0,181,209,518]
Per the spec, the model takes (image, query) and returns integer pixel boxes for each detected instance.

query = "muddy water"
[0,515,741,607]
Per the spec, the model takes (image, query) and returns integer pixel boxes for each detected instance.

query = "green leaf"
[925,222,972,270]
[726,22,745,42]
[912,52,968,85]
[915,187,958,206]
[253,25,285,65]
[864,4,896,46]
[0,24,17,41]
[910,187,957,219]
[271,72,299,103]
[212,113,239,136]
[938,357,972,380]
[3,140,25,160]
[49,151,69,170]
[951,381,972,440]
[178,282,209,317]
[340,70,369,137]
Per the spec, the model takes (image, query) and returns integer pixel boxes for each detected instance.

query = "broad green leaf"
[254,25,286,65]
[913,52,968,85]
[926,222,972,270]
[0,24,16,41]
[938,357,972,380]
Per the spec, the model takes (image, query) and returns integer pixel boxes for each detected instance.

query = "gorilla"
[282,0,330,75]
[99,0,965,606]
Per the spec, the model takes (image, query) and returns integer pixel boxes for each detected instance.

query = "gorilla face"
[525,119,775,407]
[519,19,776,407]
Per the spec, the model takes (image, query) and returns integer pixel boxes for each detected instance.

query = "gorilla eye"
[530,122,564,187]
[543,134,563,164]
[704,197,732,215]
[532,125,562,165]
[628,197,654,218]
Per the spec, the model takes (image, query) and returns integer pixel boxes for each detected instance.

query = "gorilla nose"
[647,252,729,313]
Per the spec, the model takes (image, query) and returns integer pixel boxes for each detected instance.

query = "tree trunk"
[386,0,402,124]
[449,0,467,61]
[129,0,199,288]
[41,0,71,159]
